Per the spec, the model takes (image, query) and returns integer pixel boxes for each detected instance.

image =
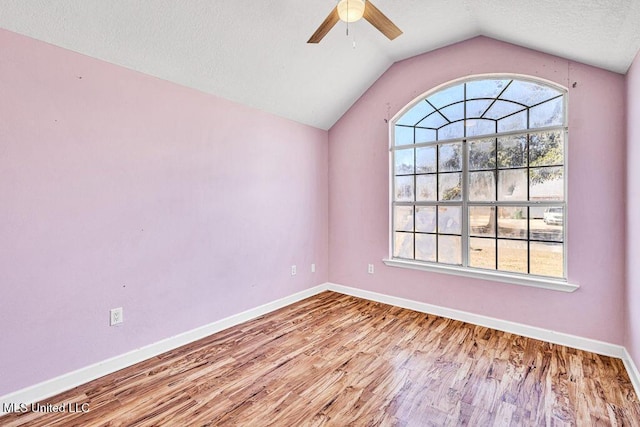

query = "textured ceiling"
[1,0,639,130]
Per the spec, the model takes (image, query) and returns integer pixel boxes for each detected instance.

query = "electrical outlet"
[311,263,316,273]
[110,307,124,326]
[291,265,297,276]
[368,264,374,274]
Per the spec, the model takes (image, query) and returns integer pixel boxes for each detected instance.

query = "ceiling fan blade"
[307,7,340,43]
[363,1,403,40]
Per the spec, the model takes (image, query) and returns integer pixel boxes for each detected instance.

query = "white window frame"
[383,74,578,292]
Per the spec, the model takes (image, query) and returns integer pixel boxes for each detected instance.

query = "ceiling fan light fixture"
[337,0,366,23]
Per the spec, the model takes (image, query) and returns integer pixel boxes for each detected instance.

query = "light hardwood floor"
[2,291,639,426]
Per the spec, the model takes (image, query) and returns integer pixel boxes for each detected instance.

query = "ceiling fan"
[307,0,402,43]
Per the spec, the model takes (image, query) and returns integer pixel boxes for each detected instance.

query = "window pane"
[530,242,563,278]
[440,102,464,122]
[498,135,528,168]
[469,171,496,201]
[397,101,434,126]
[439,143,462,172]
[498,240,528,273]
[394,176,414,201]
[470,206,496,237]
[469,138,496,170]
[498,206,528,239]
[497,110,527,133]
[394,232,414,259]
[530,131,563,167]
[498,169,527,201]
[395,126,413,146]
[427,84,464,108]
[530,167,564,201]
[416,175,437,201]
[530,96,563,128]
[438,235,462,265]
[416,206,437,233]
[417,113,447,129]
[465,119,496,137]
[438,122,464,140]
[531,207,563,242]
[466,79,510,100]
[484,100,524,120]
[415,234,436,262]
[395,149,414,175]
[416,146,437,173]
[438,205,461,234]
[439,173,462,201]
[394,206,414,232]
[465,99,493,118]
[500,80,562,106]
[469,237,496,270]
[416,128,437,143]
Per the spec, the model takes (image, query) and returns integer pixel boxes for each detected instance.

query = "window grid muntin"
[396,95,563,134]
[392,76,567,280]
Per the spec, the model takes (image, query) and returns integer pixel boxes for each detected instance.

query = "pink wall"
[626,51,640,368]
[0,29,328,395]
[329,36,627,344]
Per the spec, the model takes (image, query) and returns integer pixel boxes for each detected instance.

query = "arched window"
[388,76,568,285]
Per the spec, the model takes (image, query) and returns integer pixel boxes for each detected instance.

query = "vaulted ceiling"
[1,0,639,130]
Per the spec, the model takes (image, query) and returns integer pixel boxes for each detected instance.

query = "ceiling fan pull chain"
[346,0,350,36]
[346,0,356,48]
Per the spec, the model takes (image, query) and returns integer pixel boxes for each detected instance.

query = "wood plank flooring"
[2,291,639,426]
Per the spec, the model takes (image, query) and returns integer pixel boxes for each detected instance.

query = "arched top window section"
[394,77,566,146]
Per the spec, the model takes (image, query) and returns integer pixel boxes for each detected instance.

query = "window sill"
[382,258,579,293]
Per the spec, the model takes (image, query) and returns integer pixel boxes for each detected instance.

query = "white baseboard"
[3,281,639,415]
[623,348,640,399]
[0,284,327,415]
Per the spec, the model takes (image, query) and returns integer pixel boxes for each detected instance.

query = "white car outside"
[543,207,563,225]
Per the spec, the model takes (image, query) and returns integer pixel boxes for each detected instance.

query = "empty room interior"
[2,0,640,425]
